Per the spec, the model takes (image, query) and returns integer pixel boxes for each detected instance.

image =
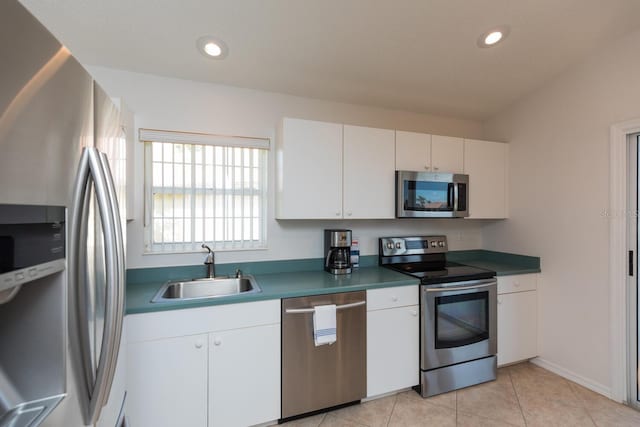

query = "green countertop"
[447,250,541,276]
[126,266,418,314]
[126,250,540,315]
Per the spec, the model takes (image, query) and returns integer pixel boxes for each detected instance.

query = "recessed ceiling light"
[477,26,510,48]
[197,36,228,59]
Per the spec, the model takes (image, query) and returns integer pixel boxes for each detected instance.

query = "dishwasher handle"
[285,300,365,314]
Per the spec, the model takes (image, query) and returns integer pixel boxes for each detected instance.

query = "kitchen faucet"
[202,243,215,278]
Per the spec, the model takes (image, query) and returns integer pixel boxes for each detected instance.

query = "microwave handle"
[448,183,454,209]
[453,183,459,211]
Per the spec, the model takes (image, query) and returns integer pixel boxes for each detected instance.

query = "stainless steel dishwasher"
[281,291,366,420]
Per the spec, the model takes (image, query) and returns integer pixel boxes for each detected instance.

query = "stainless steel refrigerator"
[0,1,127,426]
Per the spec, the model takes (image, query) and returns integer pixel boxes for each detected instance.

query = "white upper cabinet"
[278,117,509,220]
[343,125,396,219]
[276,117,343,219]
[395,131,464,174]
[395,130,431,171]
[431,135,464,174]
[277,118,395,219]
[464,139,508,218]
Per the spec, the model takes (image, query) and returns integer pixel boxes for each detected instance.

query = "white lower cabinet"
[128,334,208,427]
[209,324,281,427]
[366,286,419,397]
[497,274,538,366]
[127,300,281,427]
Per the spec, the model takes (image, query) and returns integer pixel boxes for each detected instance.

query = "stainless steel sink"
[151,275,261,303]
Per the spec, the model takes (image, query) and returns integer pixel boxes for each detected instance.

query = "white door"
[464,139,508,218]
[497,291,537,366]
[431,135,464,173]
[367,306,419,397]
[209,324,280,427]
[343,125,396,219]
[127,334,208,427]
[277,118,343,219]
[395,130,431,171]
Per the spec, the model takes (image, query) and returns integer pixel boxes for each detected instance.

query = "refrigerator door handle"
[70,148,95,391]
[70,147,121,425]
[96,151,125,412]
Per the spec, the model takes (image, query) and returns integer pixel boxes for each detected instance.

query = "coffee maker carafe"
[324,229,352,274]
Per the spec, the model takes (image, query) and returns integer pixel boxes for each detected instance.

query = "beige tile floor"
[278,362,640,427]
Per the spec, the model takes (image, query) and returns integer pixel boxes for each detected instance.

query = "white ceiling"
[19,0,640,120]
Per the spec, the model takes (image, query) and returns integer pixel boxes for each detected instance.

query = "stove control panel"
[379,235,448,257]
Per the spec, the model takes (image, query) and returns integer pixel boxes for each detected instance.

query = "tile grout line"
[455,390,458,425]
[506,367,529,427]
[385,394,398,427]
[563,378,599,426]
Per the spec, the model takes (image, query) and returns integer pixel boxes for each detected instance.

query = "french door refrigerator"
[0,1,127,426]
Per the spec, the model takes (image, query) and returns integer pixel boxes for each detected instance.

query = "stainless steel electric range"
[379,235,498,397]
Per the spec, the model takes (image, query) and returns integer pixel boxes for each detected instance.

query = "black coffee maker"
[324,229,352,275]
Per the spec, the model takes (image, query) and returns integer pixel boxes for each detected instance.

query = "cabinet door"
[210,324,280,427]
[127,334,208,427]
[395,130,431,171]
[431,135,464,173]
[343,125,396,219]
[497,291,537,366]
[277,118,343,219]
[464,139,508,218]
[367,305,420,397]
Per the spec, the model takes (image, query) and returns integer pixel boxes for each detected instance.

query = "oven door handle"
[425,281,496,292]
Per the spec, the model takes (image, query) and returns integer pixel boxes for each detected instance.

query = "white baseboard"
[530,357,614,401]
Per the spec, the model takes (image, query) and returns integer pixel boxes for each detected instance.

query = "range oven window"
[434,291,489,349]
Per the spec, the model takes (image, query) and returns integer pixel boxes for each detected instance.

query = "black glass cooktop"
[385,261,495,285]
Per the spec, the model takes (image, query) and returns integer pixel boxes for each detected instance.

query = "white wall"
[483,28,640,392]
[88,66,487,268]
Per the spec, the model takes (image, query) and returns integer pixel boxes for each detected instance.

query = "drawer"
[497,274,537,294]
[367,285,419,311]
[127,299,281,342]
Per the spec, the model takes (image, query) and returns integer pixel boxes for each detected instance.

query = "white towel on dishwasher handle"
[313,304,337,346]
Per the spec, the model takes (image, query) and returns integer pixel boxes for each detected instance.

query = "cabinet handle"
[195,340,204,349]
[433,166,439,171]
[347,212,352,216]
[213,337,222,346]
[410,310,418,316]
[513,282,520,287]
[424,166,430,171]
[336,212,341,217]
[391,296,398,302]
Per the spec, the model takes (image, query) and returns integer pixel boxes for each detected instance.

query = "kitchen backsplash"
[127,219,485,269]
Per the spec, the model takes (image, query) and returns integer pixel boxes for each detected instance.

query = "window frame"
[140,129,269,254]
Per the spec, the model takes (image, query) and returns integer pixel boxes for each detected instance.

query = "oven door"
[421,279,497,370]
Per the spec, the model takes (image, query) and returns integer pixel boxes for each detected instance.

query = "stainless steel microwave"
[396,171,469,218]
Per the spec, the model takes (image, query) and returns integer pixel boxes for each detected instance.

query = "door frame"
[609,118,640,403]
